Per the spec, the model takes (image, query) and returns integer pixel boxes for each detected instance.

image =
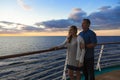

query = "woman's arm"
[79,37,85,63]
[50,38,67,50]
[76,36,85,64]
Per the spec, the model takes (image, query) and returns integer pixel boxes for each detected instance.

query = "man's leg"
[83,59,88,80]
[88,58,95,80]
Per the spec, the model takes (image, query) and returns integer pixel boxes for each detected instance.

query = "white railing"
[96,42,120,69]
[96,45,104,71]
[0,42,120,80]
[0,51,66,80]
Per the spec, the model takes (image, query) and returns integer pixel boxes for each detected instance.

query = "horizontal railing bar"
[0,42,120,60]
[95,45,120,50]
[101,58,120,61]
[32,65,63,78]
[95,56,120,63]
[53,76,62,80]
[94,64,120,69]
[0,47,66,59]
[94,59,120,64]
[94,53,120,59]
[101,65,120,69]
[103,50,120,54]
[105,52,120,54]
[95,47,120,52]
[1,77,18,80]
[94,57,120,64]
[101,61,120,65]
[23,65,64,80]
[101,61,120,68]
[102,47,120,50]
[39,70,63,80]
[94,61,120,69]
[94,54,120,60]
[95,47,120,51]
[97,42,120,45]
[101,54,120,58]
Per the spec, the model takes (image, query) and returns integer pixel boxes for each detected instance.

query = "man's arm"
[86,43,96,48]
[87,31,97,48]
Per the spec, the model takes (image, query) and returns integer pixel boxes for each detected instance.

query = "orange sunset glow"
[0,29,120,36]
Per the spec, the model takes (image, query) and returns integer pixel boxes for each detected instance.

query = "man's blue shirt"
[79,29,97,59]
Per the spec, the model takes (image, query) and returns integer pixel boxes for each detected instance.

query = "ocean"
[0,36,120,80]
[0,36,120,56]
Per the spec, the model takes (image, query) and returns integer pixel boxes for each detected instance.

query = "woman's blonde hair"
[67,25,77,43]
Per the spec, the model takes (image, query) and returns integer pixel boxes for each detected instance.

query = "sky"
[0,0,120,36]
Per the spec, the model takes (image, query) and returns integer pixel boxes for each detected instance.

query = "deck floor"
[95,70,120,80]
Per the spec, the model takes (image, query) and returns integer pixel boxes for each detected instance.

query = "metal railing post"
[62,55,68,80]
[96,45,104,71]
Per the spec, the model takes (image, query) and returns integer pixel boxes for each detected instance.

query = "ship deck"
[96,70,120,80]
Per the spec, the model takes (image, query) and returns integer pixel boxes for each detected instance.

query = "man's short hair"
[83,19,91,25]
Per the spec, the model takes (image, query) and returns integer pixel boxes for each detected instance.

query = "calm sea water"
[0,36,120,56]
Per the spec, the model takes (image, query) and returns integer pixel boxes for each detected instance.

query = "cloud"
[20,26,44,32]
[0,26,21,34]
[34,8,86,31]
[98,6,111,11]
[35,6,120,30]
[118,1,120,4]
[35,19,74,28]
[0,21,14,25]
[88,6,120,29]
[17,0,32,11]
[68,8,87,22]
[35,19,73,32]
[0,21,43,33]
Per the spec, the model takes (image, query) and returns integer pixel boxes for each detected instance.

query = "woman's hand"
[50,46,59,50]
[54,47,59,50]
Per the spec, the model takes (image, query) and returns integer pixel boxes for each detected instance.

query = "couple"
[54,19,97,80]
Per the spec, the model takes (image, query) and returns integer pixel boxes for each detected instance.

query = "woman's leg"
[68,69,74,80]
[76,70,81,80]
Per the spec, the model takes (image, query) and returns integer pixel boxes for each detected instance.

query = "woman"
[54,25,85,80]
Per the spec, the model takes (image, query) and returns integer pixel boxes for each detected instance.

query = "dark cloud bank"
[0,6,120,33]
[35,6,120,30]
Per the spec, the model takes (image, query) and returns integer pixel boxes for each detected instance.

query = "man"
[79,19,97,80]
